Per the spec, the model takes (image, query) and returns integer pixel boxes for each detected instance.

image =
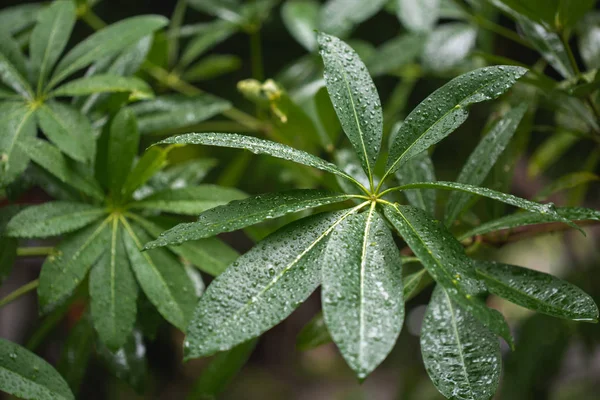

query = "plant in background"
[146,33,599,398]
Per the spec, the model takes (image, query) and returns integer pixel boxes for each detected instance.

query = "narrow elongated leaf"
[90,219,138,350]
[187,339,257,400]
[0,30,31,97]
[6,202,105,238]
[394,150,436,214]
[535,171,599,201]
[180,20,236,68]
[131,94,231,134]
[475,261,599,322]
[131,214,238,277]
[107,108,139,197]
[403,269,433,301]
[318,33,382,185]
[182,54,241,82]
[30,1,76,91]
[493,0,556,27]
[184,206,365,359]
[97,329,147,393]
[281,0,319,51]
[0,103,36,187]
[321,208,404,379]
[396,181,580,231]
[421,285,501,400]
[422,23,477,72]
[382,204,513,346]
[122,147,169,200]
[518,18,574,78]
[296,312,332,351]
[578,12,600,70]
[0,3,41,35]
[51,75,153,99]
[0,338,75,400]
[36,102,95,164]
[367,33,424,77]
[50,15,169,88]
[122,220,197,331]
[385,66,527,177]
[38,218,111,314]
[133,185,246,215]
[57,316,94,394]
[319,0,388,37]
[528,130,577,177]
[187,0,242,23]
[145,189,353,249]
[445,104,527,225]
[397,0,440,32]
[156,133,358,184]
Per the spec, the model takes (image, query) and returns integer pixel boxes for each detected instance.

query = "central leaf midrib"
[358,203,375,368]
[109,218,119,338]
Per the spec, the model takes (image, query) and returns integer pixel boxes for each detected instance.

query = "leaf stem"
[79,8,107,30]
[17,246,54,257]
[250,30,264,82]
[0,279,39,309]
[168,0,187,67]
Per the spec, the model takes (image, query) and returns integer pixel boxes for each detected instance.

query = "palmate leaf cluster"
[145,33,600,398]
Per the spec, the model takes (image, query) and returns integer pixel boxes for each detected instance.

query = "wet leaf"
[394,150,436,215]
[122,147,169,200]
[0,30,32,98]
[281,0,320,51]
[106,108,140,198]
[98,329,148,393]
[0,103,37,187]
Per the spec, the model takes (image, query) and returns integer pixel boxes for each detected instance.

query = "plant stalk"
[17,247,54,257]
[0,280,39,309]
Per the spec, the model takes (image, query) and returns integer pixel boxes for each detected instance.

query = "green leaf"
[422,23,477,72]
[403,268,433,301]
[0,338,75,400]
[421,285,501,400]
[281,0,319,51]
[493,0,557,27]
[397,0,440,32]
[475,261,599,322]
[179,20,236,68]
[578,12,600,70]
[0,3,41,35]
[184,207,365,359]
[38,218,112,314]
[50,15,169,88]
[382,203,514,346]
[29,1,76,92]
[186,339,257,400]
[155,132,360,185]
[445,104,528,225]
[458,206,600,240]
[133,185,246,215]
[385,66,527,178]
[317,33,382,186]
[57,316,94,394]
[296,312,332,351]
[16,137,104,201]
[182,54,241,82]
[395,181,580,231]
[528,130,578,177]
[122,147,169,200]
[145,189,354,249]
[535,171,599,201]
[131,214,238,277]
[90,219,138,350]
[36,101,95,164]
[367,33,424,77]
[130,94,231,134]
[321,207,404,379]
[0,103,37,187]
[0,30,31,97]
[122,220,197,331]
[517,18,574,78]
[51,74,153,99]
[97,329,147,393]
[187,0,242,24]
[556,0,595,30]
[0,236,17,286]
[394,150,436,215]
[6,201,106,238]
[105,107,140,198]
[319,0,388,37]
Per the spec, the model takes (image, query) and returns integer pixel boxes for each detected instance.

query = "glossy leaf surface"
[52,75,153,99]
[0,103,37,187]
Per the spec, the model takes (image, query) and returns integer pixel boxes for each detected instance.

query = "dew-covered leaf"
[475,261,599,322]
[382,204,513,346]
[0,338,75,400]
[184,207,365,359]
[155,132,358,183]
[385,66,527,177]
[133,185,246,216]
[145,189,353,249]
[106,108,139,198]
[36,101,95,164]
[122,220,197,331]
[319,0,388,37]
[403,268,433,301]
[0,3,41,35]
[38,218,111,314]
[6,201,106,238]
[51,74,153,99]
[445,104,527,225]
[97,329,148,393]
[130,94,231,134]
[421,285,501,400]
[281,0,319,51]
[122,147,169,200]
[29,0,76,91]
[394,150,436,215]
[321,208,404,379]
[397,0,440,32]
[50,15,168,88]
[0,103,36,187]
[317,33,382,186]
[90,219,138,350]
[0,30,33,98]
